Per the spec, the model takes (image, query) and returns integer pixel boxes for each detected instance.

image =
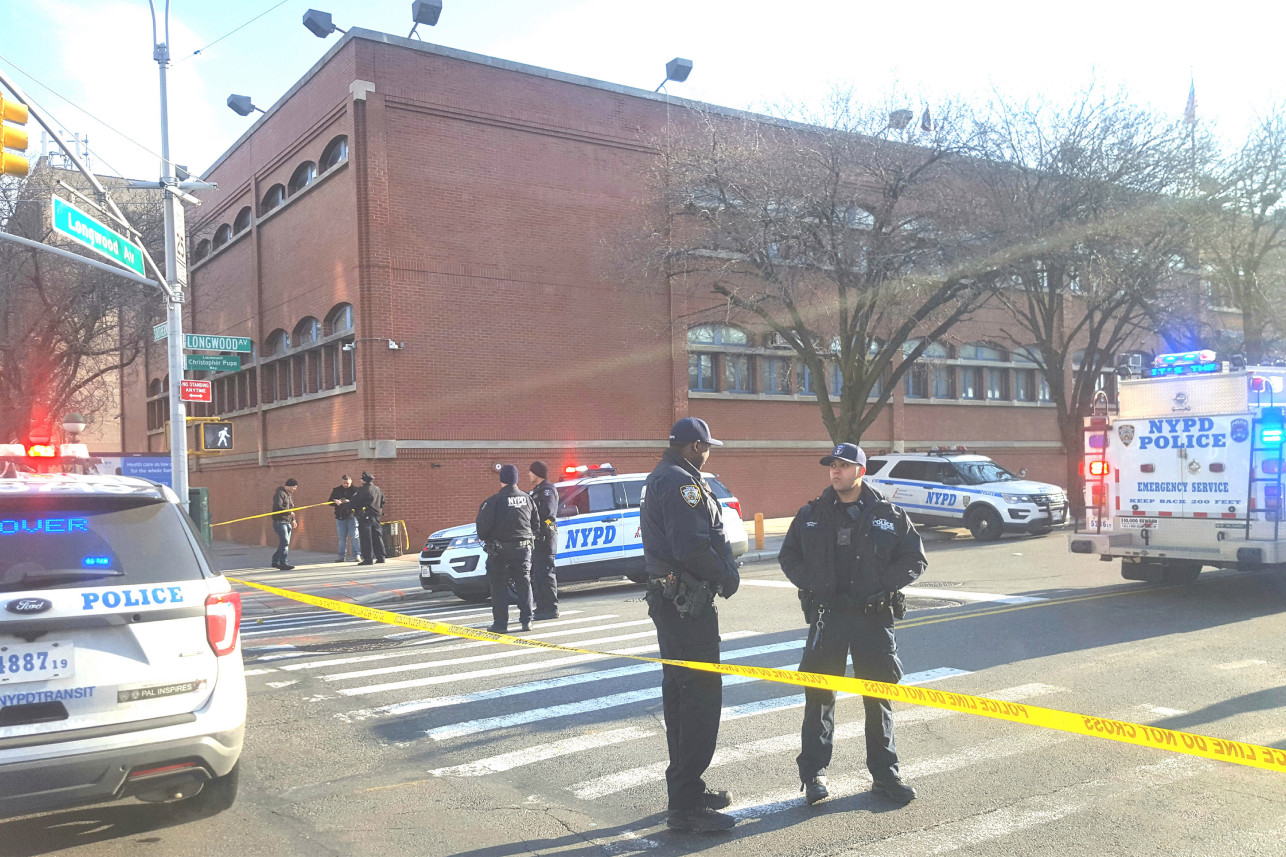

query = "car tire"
[172,763,240,818]
[966,506,1004,541]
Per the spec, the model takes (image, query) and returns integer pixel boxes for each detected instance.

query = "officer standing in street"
[779,443,926,807]
[352,471,387,566]
[269,478,299,570]
[476,464,538,633]
[528,461,560,620]
[328,473,360,563]
[640,417,740,833]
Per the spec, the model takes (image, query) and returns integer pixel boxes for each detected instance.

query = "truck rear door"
[1116,415,1247,522]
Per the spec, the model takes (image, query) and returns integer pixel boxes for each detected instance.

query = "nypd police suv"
[420,464,750,601]
[0,445,245,816]
[864,450,1068,540]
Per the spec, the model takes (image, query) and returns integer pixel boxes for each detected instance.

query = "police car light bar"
[1154,349,1218,368]
[0,442,90,459]
[563,462,616,477]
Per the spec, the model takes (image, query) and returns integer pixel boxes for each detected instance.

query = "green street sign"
[184,333,253,353]
[51,195,145,276]
[185,354,242,372]
[153,322,168,342]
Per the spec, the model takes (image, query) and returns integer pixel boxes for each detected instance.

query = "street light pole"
[152,5,190,506]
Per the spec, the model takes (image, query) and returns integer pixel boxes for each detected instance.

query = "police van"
[1072,349,1286,584]
[0,444,245,816]
[420,464,750,601]
[864,451,1069,540]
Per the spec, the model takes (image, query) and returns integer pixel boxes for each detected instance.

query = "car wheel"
[966,506,1004,541]
[171,763,240,819]
[455,591,491,603]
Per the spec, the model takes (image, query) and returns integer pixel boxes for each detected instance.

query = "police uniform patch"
[680,485,702,507]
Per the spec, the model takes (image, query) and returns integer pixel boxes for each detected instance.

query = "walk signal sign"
[200,421,234,452]
[1,97,30,177]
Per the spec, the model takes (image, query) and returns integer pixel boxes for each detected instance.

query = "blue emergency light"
[1148,350,1222,378]
[1258,408,1286,447]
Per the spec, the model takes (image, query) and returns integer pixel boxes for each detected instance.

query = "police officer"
[476,464,538,633]
[528,461,560,620]
[352,472,387,566]
[640,417,740,833]
[779,442,926,807]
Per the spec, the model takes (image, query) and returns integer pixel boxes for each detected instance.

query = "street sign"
[200,422,234,452]
[50,195,145,276]
[184,333,253,353]
[153,321,168,342]
[179,379,212,402]
[185,354,242,372]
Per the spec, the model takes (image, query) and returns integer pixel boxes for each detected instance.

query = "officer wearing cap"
[779,442,926,807]
[528,461,560,620]
[640,417,740,833]
[352,472,387,566]
[476,464,539,633]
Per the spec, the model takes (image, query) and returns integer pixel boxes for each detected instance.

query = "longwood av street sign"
[51,195,145,277]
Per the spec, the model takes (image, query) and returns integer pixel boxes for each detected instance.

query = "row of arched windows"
[145,303,357,431]
[191,135,349,263]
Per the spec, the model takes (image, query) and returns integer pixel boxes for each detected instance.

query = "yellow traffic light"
[1,96,30,177]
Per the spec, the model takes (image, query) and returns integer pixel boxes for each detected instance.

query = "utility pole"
[153,3,190,506]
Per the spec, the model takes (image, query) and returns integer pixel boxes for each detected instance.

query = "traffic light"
[0,96,30,177]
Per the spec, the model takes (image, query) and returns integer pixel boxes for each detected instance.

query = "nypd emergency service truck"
[1071,349,1286,583]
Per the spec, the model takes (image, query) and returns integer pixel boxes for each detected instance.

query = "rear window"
[0,497,206,593]
[865,459,889,475]
[705,477,734,499]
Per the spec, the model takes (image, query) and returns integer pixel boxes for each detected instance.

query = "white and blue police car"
[864,450,1069,540]
[0,444,246,816]
[420,464,750,601]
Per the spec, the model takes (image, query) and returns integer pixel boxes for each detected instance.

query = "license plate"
[419,566,433,578]
[1052,509,1066,523]
[0,640,74,684]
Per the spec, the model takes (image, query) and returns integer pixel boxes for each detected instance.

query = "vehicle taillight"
[724,500,742,518]
[205,592,242,656]
[1090,484,1107,507]
[1088,461,1110,477]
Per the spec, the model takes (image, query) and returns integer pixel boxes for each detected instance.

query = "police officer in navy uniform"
[476,464,539,633]
[528,461,560,620]
[779,442,926,807]
[352,472,387,565]
[641,417,740,833]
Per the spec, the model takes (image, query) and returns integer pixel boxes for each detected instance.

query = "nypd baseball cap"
[820,442,866,467]
[670,417,723,446]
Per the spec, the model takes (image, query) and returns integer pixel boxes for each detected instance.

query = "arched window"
[148,378,163,396]
[325,303,354,335]
[902,339,952,399]
[233,206,252,233]
[687,325,750,393]
[321,135,348,171]
[288,161,317,195]
[193,239,210,261]
[212,223,232,249]
[293,317,321,346]
[687,324,748,347]
[261,184,286,213]
[265,329,290,356]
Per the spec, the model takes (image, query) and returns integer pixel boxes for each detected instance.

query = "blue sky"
[1,0,1282,181]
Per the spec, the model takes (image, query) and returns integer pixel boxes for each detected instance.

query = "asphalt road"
[5,532,1286,856]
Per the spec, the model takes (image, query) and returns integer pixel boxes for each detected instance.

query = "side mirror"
[558,504,579,518]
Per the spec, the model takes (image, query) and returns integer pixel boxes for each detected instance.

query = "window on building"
[797,362,815,396]
[233,206,252,233]
[1013,346,1046,403]
[323,303,356,388]
[288,161,317,195]
[1074,348,1115,401]
[903,340,952,399]
[724,353,752,393]
[688,324,749,394]
[325,303,354,335]
[321,135,349,171]
[689,354,715,391]
[261,184,286,213]
[960,343,1005,401]
[193,239,210,262]
[764,357,793,394]
[212,223,232,249]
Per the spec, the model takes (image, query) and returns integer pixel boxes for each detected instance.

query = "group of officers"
[267,471,388,570]
[477,417,927,834]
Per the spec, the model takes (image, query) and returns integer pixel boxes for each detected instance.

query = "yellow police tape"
[213,501,339,527]
[228,577,1286,776]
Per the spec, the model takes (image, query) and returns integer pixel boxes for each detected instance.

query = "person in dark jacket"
[328,474,360,563]
[640,417,740,833]
[476,464,539,632]
[270,478,299,570]
[528,460,560,620]
[352,471,387,565]
[779,442,927,807]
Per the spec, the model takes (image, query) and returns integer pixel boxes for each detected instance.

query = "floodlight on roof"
[226,94,264,117]
[303,9,345,38]
[655,57,693,93]
[409,0,443,38]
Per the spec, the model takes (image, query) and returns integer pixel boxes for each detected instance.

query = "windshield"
[951,460,1018,485]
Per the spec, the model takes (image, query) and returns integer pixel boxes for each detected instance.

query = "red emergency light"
[1088,461,1111,477]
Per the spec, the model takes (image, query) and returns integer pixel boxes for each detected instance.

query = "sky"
[1,0,1283,182]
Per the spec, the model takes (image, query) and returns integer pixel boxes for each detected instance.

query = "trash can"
[188,486,213,546]
[381,520,404,557]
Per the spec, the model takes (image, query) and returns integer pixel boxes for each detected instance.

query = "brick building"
[123,29,1084,551]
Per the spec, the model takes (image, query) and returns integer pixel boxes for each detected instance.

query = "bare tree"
[647,92,997,443]
[0,168,164,442]
[974,89,1193,505]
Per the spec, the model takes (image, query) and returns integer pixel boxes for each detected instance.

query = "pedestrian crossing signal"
[200,421,234,452]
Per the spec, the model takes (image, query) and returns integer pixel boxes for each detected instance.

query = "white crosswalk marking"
[427,726,657,777]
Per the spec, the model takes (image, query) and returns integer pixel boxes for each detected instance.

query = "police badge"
[1118,424,1135,446]
[1231,419,1249,443]
[680,485,702,507]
